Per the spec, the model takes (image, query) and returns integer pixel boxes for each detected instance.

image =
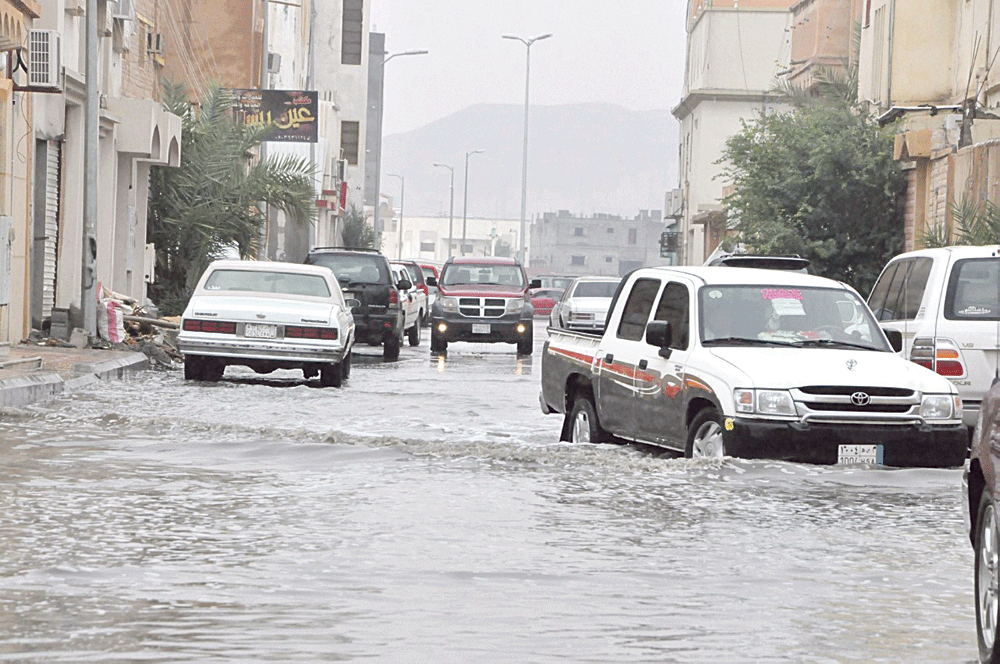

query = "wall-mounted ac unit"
[113,0,133,19]
[266,52,281,74]
[28,30,61,90]
[146,32,163,54]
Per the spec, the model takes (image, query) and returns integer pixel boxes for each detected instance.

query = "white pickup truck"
[539,266,969,467]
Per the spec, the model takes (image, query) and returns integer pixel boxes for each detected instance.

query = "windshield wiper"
[794,338,880,351]
[702,337,797,347]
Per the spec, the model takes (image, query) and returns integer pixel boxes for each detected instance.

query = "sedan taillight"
[183,319,237,334]
[286,326,338,340]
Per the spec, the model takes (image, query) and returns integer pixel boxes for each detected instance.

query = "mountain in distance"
[380,103,678,221]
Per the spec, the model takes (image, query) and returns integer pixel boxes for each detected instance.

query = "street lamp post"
[461,149,485,255]
[387,173,405,259]
[433,163,455,259]
[373,49,428,241]
[503,32,551,267]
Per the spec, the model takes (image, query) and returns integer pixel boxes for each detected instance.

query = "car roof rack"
[309,246,382,253]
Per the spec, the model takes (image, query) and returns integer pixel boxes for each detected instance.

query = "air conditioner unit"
[113,0,133,19]
[28,30,61,89]
[146,32,163,54]
[266,52,281,74]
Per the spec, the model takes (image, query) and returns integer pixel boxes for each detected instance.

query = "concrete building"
[30,0,181,340]
[672,0,794,265]
[379,212,522,265]
[785,0,864,92]
[529,210,667,278]
[857,1,1000,250]
[0,0,39,346]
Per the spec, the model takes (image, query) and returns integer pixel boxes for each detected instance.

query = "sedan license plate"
[838,444,884,465]
[244,323,277,339]
[472,323,491,334]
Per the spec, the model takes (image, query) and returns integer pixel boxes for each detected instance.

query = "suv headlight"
[920,394,954,420]
[734,388,796,416]
[439,296,459,313]
[506,297,525,314]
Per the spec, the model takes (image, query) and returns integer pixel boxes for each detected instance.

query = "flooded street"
[0,329,979,662]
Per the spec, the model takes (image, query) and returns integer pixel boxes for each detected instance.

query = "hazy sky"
[371,0,689,136]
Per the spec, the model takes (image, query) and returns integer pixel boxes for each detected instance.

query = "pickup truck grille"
[459,297,508,318]
[791,386,920,420]
[799,385,914,397]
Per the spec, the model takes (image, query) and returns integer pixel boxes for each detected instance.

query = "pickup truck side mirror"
[528,278,542,289]
[397,279,413,291]
[426,276,438,287]
[645,320,673,358]
[882,327,903,353]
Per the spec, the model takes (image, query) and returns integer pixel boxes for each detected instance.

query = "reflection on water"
[0,334,979,663]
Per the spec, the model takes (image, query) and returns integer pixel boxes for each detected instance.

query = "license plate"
[838,444,884,465]
[244,323,277,339]
[472,323,491,334]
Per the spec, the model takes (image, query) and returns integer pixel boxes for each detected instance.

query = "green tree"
[340,204,380,249]
[147,82,317,315]
[719,101,906,295]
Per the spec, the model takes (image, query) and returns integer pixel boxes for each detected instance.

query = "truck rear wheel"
[687,408,725,459]
[568,396,606,444]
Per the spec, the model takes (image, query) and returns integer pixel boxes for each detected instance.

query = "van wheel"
[976,489,1000,663]
[686,408,725,459]
[568,396,606,444]
[408,317,422,346]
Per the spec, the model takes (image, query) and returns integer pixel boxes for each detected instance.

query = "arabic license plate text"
[472,324,491,334]
[244,323,277,339]
[838,444,883,465]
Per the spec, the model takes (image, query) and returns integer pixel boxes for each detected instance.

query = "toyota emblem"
[851,391,871,406]
[846,359,857,371]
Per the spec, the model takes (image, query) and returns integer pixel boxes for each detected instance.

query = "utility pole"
[388,173,404,259]
[82,0,98,337]
[462,149,484,256]
[433,163,455,259]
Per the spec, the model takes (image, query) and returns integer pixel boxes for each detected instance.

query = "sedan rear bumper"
[178,335,350,364]
[726,417,969,468]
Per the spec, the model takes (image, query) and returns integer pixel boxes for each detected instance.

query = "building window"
[461,243,473,254]
[571,255,586,266]
[574,227,584,236]
[607,227,614,234]
[628,228,638,245]
[342,0,363,65]
[420,241,435,252]
[605,256,613,263]
[340,121,360,165]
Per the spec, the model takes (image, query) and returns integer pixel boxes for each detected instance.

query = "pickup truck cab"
[540,266,968,467]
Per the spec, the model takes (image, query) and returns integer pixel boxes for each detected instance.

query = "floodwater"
[0,330,979,662]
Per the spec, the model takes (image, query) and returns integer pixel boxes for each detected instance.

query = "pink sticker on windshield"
[761,288,803,300]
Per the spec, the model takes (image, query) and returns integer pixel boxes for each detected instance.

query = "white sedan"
[549,276,622,331]
[178,260,356,387]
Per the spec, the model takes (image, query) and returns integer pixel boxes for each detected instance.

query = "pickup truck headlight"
[439,296,459,313]
[920,394,955,420]
[734,388,796,416]
[505,297,525,314]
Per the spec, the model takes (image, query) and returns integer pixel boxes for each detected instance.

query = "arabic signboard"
[227,89,318,143]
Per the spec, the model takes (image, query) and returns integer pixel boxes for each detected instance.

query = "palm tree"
[147,82,317,315]
[340,204,380,249]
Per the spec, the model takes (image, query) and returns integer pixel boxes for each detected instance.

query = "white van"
[868,246,1000,429]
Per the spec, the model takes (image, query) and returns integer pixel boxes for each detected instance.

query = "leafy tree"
[718,101,906,295]
[147,82,317,315]
[340,204,380,249]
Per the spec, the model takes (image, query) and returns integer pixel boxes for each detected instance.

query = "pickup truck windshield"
[699,285,889,351]
[442,264,525,288]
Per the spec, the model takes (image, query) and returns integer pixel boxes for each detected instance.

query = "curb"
[0,352,150,407]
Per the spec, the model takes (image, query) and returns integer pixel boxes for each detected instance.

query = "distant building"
[379,214,522,263]
[529,210,668,277]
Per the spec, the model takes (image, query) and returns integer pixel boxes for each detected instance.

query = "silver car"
[549,276,622,332]
[178,260,356,387]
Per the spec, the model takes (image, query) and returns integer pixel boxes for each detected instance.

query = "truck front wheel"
[687,408,725,459]
[568,396,606,444]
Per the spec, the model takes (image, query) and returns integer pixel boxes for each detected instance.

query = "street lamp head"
[534,33,553,42]
[401,49,428,56]
[467,149,485,157]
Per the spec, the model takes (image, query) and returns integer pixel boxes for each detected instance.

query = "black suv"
[304,247,411,360]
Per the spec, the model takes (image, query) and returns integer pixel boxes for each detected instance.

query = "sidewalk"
[0,342,150,407]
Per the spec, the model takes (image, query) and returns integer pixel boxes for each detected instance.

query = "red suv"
[428,257,540,355]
